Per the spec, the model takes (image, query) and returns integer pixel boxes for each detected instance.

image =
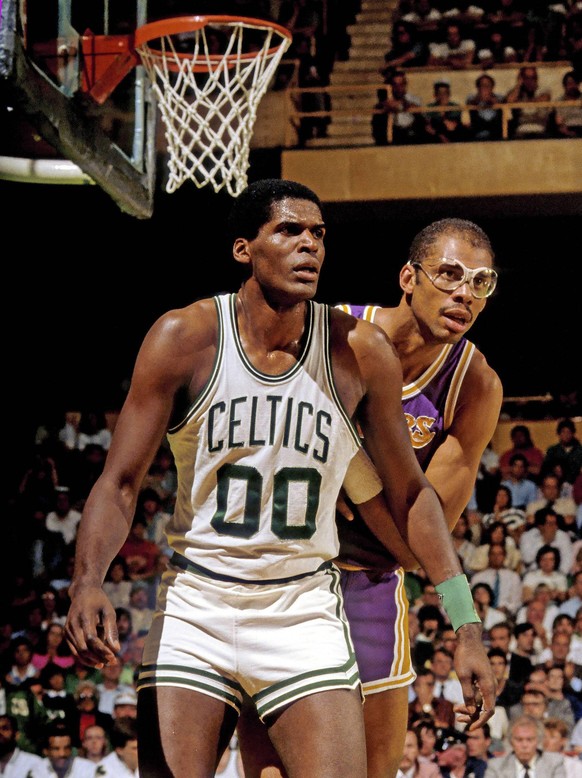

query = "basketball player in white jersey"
[237,218,502,778]
[65,180,494,778]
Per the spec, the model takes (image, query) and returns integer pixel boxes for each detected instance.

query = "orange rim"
[134,15,292,73]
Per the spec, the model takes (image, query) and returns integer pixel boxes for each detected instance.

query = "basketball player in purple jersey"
[238,218,503,778]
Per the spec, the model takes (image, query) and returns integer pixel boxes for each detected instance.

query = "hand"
[64,585,120,669]
[452,623,497,731]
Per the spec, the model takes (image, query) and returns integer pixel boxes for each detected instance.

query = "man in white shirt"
[38,721,95,777]
[0,714,45,777]
[520,508,574,575]
[95,717,139,777]
[471,544,523,616]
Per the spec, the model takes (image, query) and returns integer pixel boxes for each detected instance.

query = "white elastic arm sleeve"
[343,448,383,505]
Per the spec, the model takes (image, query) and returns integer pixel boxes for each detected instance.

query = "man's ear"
[233,237,251,266]
[400,262,416,294]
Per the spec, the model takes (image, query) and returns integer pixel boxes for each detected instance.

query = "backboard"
[0,0,157,218]
[0,1,292,218]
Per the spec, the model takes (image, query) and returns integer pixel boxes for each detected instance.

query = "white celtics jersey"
[165,293,362,582]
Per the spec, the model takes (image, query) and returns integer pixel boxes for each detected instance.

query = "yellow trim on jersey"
[443,341,475,430]
[402,344,453,400]
[335,304,380,323]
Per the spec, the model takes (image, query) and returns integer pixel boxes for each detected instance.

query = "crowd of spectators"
[2,409,581,774]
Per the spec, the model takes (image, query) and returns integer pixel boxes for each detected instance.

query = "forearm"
[399,485,464,584]
[69,481,135,595]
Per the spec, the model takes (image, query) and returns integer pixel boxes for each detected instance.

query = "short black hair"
[227,178,322,242]
[408,218,493,265]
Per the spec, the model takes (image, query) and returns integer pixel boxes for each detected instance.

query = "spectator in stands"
[545,665,578,732]
[4,637,39,690]
[470,440,501,517]
[526,473,577,534]
[501,453,539,511]
[472,582,507,634]
[485,714,566,775]
[75,409,112,452]
[1,676,48,755]
[96,662,134,718]
[522,546,569,604]
[71,681,111,747]
[95,716,139,777]
[31,622,74,672]
[570,712,582,753]
[37,584,67,631]
[510,622,538,681]
[380,20,428,76]
[516,596,555,660]
[118,516,162,590]
[396,727,441,777]
[466,73,504,141]
[475,24,518,67]
[40,663,77,729]
[111,689,138,722]
[45,487,81,549]
[114,607,145,671]
[127,580,155,637]
[423,79,470,142]
[565,8,582,80]
[291,35,331,146]
[545,419,582,487]
[0,713,45,774]
[372,71,426,146]
[452,511,478,573]
[471,520,522,573]
[80,723,109,764]
[481,485,527,541]
[543,718,582,778]
[41,720,95,777]
[427,647,464,705]
[427,21,476,68]
[408,667,456,729]
[435,729,471,778]
[500,425,546,483]
[412,603,447,667]
[400,0,443,44]
[484,0,527,50]
[471,543,523,616]
[520,507,574,575]
[64,655,101,697]
[413,718,440,767]
[141,445,177,513]
[505,65,553,139]
[102,556,132,610]
[465,724,493,777]
[488,647,523,711]
[560,570,582,619]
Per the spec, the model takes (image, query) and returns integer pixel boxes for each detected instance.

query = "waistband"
[170,552,335,585]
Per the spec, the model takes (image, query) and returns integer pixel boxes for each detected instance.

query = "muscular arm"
[351,349,503,571]
[65,299,217,667]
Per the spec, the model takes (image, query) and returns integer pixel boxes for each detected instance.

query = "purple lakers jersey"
[336,303,475,571]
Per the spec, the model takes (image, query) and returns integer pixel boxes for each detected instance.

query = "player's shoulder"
[334,302,382,323]
[464,342,503,395]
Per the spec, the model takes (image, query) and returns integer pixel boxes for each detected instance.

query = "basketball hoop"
[133,15,292,197]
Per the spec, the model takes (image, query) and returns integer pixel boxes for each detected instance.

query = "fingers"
[65,608,119,669]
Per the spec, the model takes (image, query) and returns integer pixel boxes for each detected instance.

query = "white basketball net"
[135,19,291,196]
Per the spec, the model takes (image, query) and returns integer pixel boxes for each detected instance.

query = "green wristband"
[435,574,481,632]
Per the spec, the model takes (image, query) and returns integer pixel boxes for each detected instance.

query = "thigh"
[363,686,410,778]
[237,696,287,778]
[138,686,238,778]
[267,689,366,778]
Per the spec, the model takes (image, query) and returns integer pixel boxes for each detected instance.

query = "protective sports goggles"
[408,257,498,299]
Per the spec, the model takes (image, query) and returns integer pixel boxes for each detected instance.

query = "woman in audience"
[31,622,74,671]
[481,485,527,541]
[470,519,522,572]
